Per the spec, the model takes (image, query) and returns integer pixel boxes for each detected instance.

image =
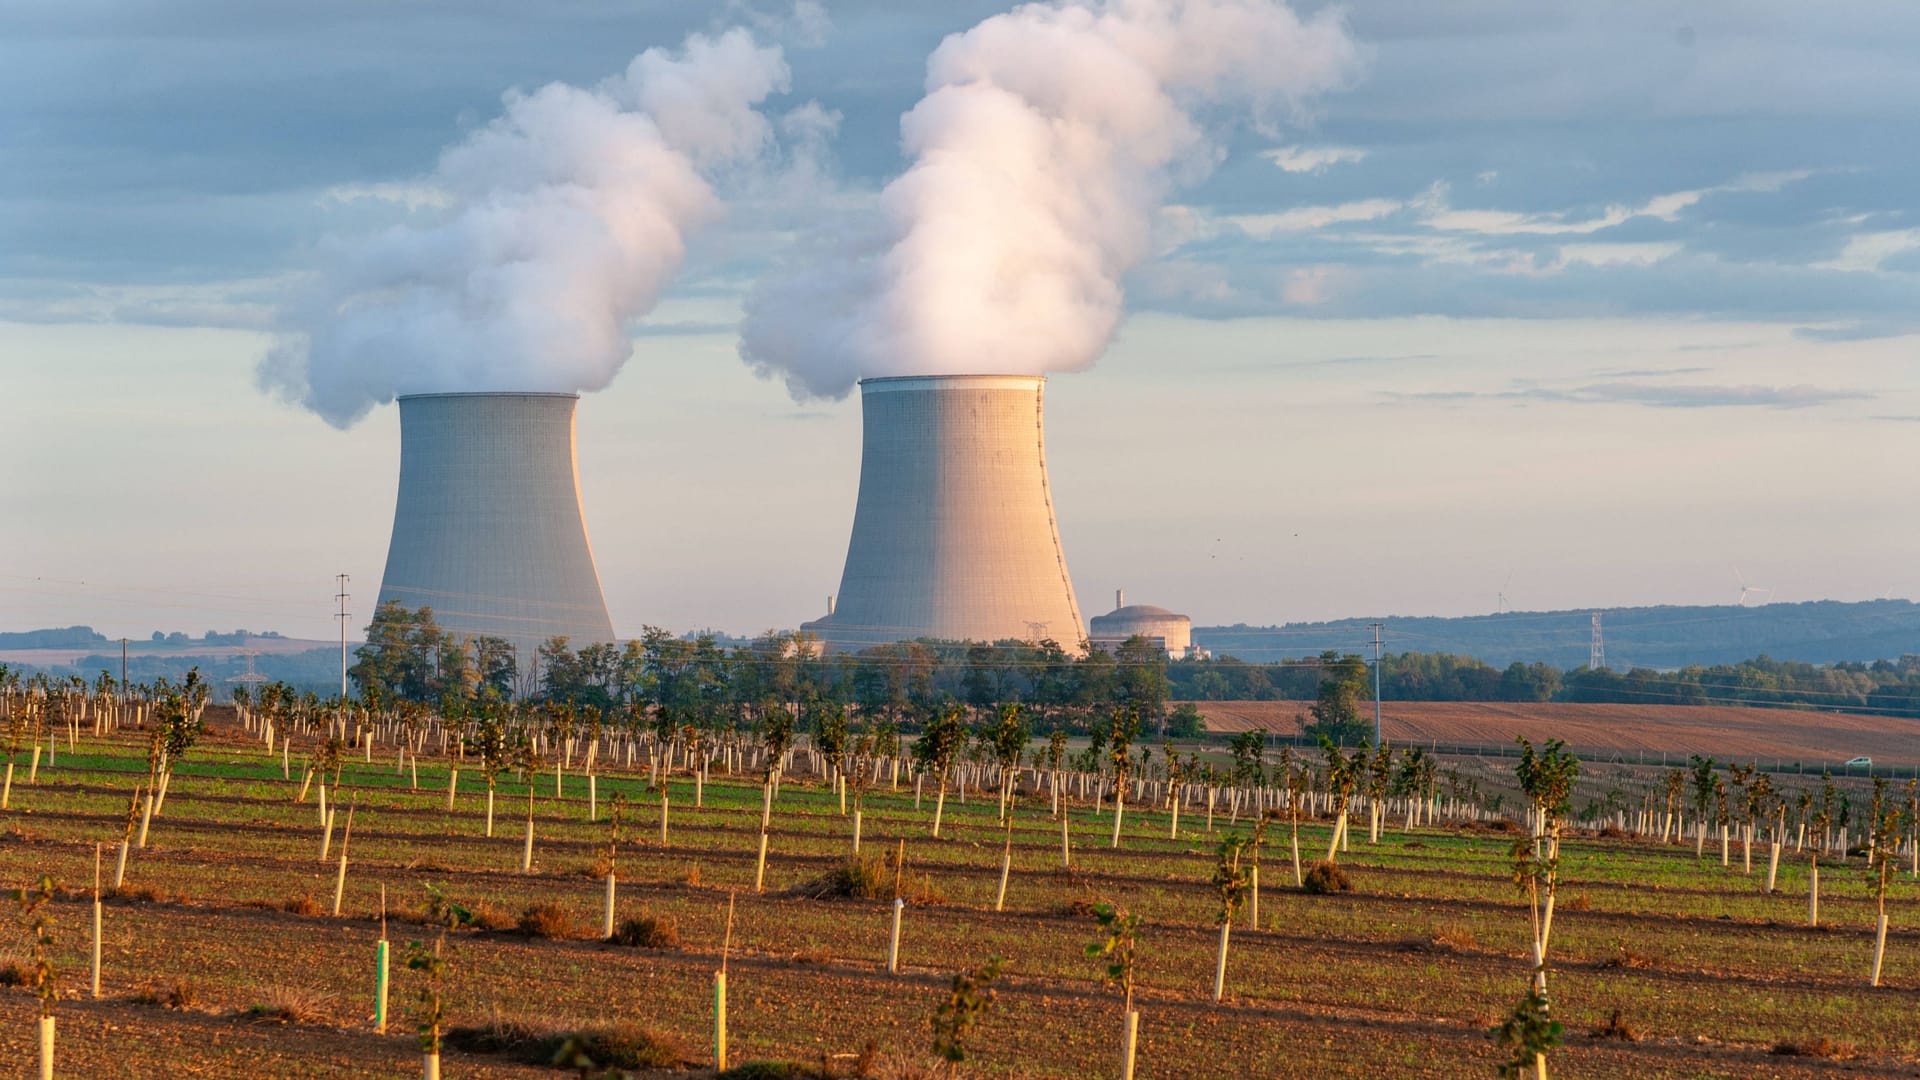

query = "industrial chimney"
[803,374,1084,652]
[376,392,615,672]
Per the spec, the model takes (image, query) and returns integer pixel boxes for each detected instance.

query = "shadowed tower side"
[377,392,615,672]
[805,374,1084,652]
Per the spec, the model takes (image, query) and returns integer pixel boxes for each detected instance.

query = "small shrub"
[609,913,680,949]
[445,1013,551,1056]
[717,1063,834,1080]
[1597,825,1629,840]
[448,1014,686,1070]
[683,862,703,887]
[1772,1037,1854,1059]
[1596,946,1654,970]
[135,976,198,1010]
[1587,1010,1637,1041]
[548,1022,687,1070]
[517,901,577,940]
[1301,861,1352,895]
[466,902,518,932]
[1430,925,1478,953]
[1056,897,1099,918]
[281,894,322,917]
[789,854,891,901]
[906,873,946,907]
[1562,892,1592,912]
[245,984,334,1024]
[0,958,27,986]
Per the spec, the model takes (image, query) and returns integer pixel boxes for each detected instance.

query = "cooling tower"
[377,392,615,674]
[803,374,1085,652]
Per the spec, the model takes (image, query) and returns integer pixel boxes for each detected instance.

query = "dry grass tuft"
[135,976,198,1010]
[281,894,323,917]
[245,984,335,1024]
[789,854,892,901]
[517,901,577,940]
[1587,1010,1638,1041]
[1562,892,1593,912]
[466,901,518,932]
[1301,861,1353,895]
[1772,1036,1855,1058]
[1429,924,1478,952]
[1596,945,1655,970]
[609,913,680,949]
[447,1012,686,1070]
[683,862,703,887]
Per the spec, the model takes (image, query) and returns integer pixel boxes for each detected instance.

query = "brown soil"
[1188,700,1917,766]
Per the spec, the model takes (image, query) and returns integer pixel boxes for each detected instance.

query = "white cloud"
[1553,242,1683,269]
[1263,145,1367,173]
[1226,198,1404,236]
[317,181,452,212]
[1816,228,1920,273]
[1421,170,1816,237]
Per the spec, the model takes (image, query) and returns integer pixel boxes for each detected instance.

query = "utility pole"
[335,573,352,699]
[121,639,127,702]
[1369,622,1384,746]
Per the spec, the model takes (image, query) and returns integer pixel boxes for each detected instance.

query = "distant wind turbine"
[1733,566,1773,607]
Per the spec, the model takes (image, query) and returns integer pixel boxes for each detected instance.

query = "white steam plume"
[740,0,1361,399]
[262,29,788,428]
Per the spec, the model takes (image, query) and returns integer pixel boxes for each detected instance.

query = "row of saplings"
[8,734,1911,1079]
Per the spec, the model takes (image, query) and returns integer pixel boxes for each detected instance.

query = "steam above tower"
[377,392,615,667]
[804,375,1084,651]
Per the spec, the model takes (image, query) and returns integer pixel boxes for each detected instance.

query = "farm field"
[1188,699,1920,770]
[3,715,1918,1078]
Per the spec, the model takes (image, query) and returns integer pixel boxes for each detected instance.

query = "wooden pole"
[91,843,102,998]
[887,897,904,974]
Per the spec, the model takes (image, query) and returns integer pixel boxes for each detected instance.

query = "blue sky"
[4,1,1915,642]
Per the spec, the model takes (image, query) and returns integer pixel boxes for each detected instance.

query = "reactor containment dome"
[376,391,616,671]
[803,374,1085,652]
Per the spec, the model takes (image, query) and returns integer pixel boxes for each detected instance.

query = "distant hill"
[0,626,108,650]
[1196,599,1920,670]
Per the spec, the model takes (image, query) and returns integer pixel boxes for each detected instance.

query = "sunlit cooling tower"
[377,392,615,670]
[803,374,1084,652]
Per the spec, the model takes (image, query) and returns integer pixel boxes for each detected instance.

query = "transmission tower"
[334,573,352,698]
[1589,611,1606,671]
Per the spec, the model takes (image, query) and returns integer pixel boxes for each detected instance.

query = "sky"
[3,1,1916,644]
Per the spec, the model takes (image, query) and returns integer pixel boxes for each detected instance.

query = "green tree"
[1301,651,1371,745]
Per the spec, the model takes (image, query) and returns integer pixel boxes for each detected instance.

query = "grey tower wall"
[377,392,615,672]
[804,374,1084,652]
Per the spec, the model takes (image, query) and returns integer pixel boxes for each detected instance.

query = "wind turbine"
[1733,566,1773,607]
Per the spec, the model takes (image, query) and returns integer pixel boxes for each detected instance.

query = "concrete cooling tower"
[803,374,1085,652]
[377,392,615,671]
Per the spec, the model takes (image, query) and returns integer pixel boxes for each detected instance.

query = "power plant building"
[803,374,1085,652]
[376,392,616,673]
[1089,590,1196,659]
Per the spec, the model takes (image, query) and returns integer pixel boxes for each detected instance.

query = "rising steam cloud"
[740,0,1361,399]
[262,29,789,427]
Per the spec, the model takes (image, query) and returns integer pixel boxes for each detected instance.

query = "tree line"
[349,602,1920,728]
